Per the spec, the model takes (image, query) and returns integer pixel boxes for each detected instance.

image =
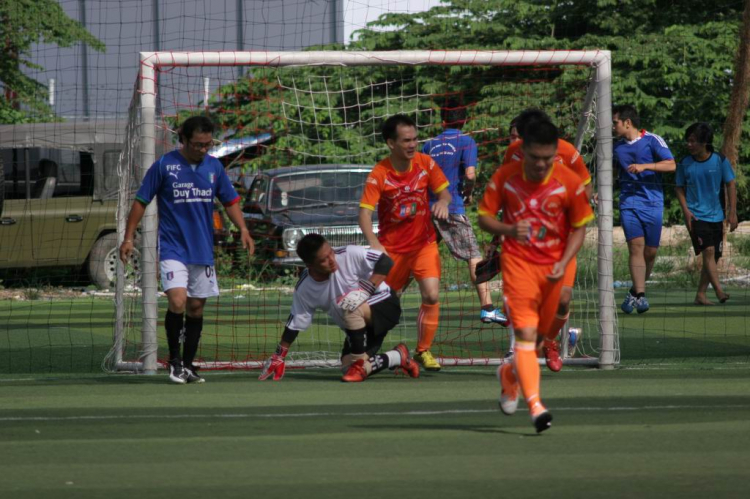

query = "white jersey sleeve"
[286,270,316,331]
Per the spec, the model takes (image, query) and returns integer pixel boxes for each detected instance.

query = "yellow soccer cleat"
[413,350,441,371]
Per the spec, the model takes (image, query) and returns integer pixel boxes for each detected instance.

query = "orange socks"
[544,313,569,342]
[417,303,440,352]
[514,340,543,412]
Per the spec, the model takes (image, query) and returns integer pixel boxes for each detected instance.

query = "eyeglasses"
[188,140,214,150]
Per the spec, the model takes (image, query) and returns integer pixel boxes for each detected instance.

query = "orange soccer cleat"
[341,359,368,382]
[394,343,420,378]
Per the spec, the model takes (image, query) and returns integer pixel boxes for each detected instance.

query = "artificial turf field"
[2,286,750,498]
[1,366,749,499]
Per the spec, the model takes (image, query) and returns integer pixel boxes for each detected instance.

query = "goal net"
[105,50,616,374]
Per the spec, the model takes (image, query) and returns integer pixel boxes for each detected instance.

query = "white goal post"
[110,49,616,374]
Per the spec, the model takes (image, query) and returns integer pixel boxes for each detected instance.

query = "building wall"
[29,0,344,118]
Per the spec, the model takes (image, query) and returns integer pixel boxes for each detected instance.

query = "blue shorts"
[620,208,663,247]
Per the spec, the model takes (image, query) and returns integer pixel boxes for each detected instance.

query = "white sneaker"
[497,364,519,415]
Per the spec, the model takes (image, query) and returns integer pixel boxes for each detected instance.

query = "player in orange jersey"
[479,120,594,433]
[359,114,451,372]
[502,109,593,372]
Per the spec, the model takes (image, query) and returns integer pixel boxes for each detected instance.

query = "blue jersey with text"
[614,130,674,209]
[135,150,240,266]
[676,152,735,223]
[423,129,477,215]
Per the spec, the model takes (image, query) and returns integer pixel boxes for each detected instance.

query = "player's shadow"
[351,423,540,437]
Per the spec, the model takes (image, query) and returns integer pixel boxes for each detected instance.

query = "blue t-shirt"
[135,150,240,266]
[676,152,735,223]
[422,129,477,215]
[614,130,674,209]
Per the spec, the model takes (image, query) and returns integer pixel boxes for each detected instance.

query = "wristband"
[276,344,289,358]
[358,279,377,296]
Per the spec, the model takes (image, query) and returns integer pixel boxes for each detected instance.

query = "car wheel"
[88,233,141,290]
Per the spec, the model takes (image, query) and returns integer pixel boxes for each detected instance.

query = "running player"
[359,114,451,372]
[502,109,593,371]
[258,234,419,382]
[478,121,594,432]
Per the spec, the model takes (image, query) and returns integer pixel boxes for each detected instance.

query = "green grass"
[1,285,749,373]
[1,367,749,498]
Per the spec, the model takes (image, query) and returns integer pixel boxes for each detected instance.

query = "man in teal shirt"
[675,122,738,306]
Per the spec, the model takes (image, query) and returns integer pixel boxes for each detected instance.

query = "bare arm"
[478,215,530,241]
[627,159,676,174]
[359,207,385,253]
[431,187,451,220]
[225,202,255,255]
[548,225,587,281]
[674,185,695,233]
[119,200,147,263]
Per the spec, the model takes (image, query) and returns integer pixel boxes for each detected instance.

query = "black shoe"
[168,359,187,384]
[533,410,553,434]
[184,364,205,384]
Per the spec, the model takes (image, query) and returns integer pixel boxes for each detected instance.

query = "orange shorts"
[562,256,577,289]
[501,252,565,331]
[385,242,441,292]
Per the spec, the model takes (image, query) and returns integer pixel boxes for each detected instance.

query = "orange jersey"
[360,152,449,254]
[502,139,591,186]
[478,160,594,265]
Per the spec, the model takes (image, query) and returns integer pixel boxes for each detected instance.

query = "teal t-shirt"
[675,152,735,223]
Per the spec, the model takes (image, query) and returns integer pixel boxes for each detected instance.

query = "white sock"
[386,350,402,369]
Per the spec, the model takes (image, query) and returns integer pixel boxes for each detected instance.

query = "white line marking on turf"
[2,404,749,422]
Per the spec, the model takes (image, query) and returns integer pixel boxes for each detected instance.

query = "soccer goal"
[105,50,617,374]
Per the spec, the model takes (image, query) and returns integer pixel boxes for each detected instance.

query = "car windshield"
[269,170,370,211]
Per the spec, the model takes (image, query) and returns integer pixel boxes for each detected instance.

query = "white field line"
[1,404,749,423]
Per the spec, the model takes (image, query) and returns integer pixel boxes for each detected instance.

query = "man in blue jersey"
[119,116,254,384]
[612,105,675,314]
[676,122,738,305]
[423,100,507,325]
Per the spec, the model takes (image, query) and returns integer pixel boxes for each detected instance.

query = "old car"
[243,164,379,269]
[0,121,135,289]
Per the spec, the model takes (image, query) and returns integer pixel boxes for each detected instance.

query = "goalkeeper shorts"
[341,290,402,358]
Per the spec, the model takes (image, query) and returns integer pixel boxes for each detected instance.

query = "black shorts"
[689,220,724,261]
[340,290,402,358]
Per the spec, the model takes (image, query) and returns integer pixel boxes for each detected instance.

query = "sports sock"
[514,340,542,411]
[500,362,518,393]
[544,313,569,341]
[629,288,637,297]
[368,353,390,374]
[636,292,646,298]
[164,310,184,362]
[182,315,203,367]
[417,303,440,352]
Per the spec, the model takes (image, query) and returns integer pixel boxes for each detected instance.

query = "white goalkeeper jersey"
[286,245,392,332]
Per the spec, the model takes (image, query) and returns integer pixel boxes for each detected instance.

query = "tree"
[0,0,105,124]
[205,0,747,221]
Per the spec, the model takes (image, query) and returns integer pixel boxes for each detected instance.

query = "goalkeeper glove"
[337,279,377,312]
[259,344,289,381]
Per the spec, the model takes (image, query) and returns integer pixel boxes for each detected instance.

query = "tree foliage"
[205,0,747,222]
[0,0,105,123]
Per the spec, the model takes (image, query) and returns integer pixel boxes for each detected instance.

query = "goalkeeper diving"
[259,233,420,382]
